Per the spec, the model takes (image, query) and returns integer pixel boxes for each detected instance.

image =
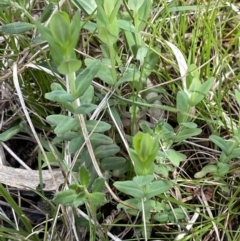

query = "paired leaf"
[133,175,154,186]
[92,177,105,193]
[74,103,97,114]
[53,189,79,206]
[49,12,70,46]
[85,59,113,85]
[75,61,100,98]
[101,157,127,171]
[86,120,111,132]
[174,128,201,142]
[46,115,79,134]
[129,148,154,176]
[210,135,227,152]
[165,149,186,166]
[114,180,145,199]
[72,0,97,15]
[98,27,118,45]
[114,177,172,200]
[128,0,145,11]
[95,144,120,159]
[217,162,230,176]
[57,59,81,75]
[136,0,151,31]
[45,90,75,103]
[146,180,173,199]
[133,132,158,163]
[87,192,106,206]
[188,77,214,106]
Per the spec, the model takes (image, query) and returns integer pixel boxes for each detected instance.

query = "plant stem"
[85,203,95,241]
[67,72,76,97]
[109,46,117,84]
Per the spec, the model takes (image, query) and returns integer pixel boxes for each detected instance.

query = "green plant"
[35,10,127,176]
[53,166,106,239]
[33,11,130,239]
[113,59,215,238]
[54,166,105,207]
[95,0,122,84]
[114,132,173,239]
[195,131,240,179]
[2,0,240,240]
[194,90,240,182]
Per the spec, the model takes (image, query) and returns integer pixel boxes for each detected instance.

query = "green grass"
[0,0,240,240]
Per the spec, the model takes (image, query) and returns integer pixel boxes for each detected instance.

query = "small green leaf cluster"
[154,207,186,223]
[53,166,106,207]
[177,64,214,125]
[195,129,240,179]
[114,132,174,238]
[35,12,82,75]
[129,132,158,176]
[186,64,214,107]
[128,0,151,25]
[124,0,151,50]
[94,0,122,84]
[96,0,121,46]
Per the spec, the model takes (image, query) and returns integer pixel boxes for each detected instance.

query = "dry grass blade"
[12,62,59,191]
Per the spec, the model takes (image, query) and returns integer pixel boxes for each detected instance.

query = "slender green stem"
[109,46,117,84]
[67,72,76,97]
[134,14,141,47]
[85,202,95,241]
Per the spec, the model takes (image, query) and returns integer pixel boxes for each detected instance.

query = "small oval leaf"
[95,145,120,159]
[86,120,111,132]
[92,177,105,193]
[74,103,97,114]
[101,157,126,171]
[45,90,75,103]
[54,117,78,134]
[114,180,144,199]
[57,59,82,75]
[75,61,100,97]
[1,22,35,34]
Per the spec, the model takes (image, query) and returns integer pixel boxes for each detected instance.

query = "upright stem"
[67,72,76,98]
[109,46,117,84]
